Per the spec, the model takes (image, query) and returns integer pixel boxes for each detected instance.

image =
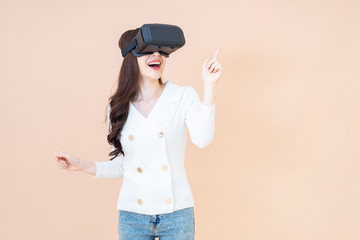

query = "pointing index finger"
[213,45,222,59]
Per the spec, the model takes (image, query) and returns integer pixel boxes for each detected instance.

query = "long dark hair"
[107,28,165,160]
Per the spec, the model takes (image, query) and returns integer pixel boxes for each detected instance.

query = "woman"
[54,26,223,240]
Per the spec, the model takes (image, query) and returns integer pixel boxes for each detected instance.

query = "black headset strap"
[121,38,137,57]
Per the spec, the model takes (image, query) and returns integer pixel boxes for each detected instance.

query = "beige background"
[1,0,359,239]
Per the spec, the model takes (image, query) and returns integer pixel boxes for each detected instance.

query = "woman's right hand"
[55,150,82,172]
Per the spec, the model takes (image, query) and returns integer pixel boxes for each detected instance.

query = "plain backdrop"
[0,0,359,239]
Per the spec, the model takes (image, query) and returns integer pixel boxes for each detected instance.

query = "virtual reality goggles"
[121,23,186,58]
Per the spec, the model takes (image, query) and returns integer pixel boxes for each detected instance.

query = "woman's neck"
[135,79,164,102]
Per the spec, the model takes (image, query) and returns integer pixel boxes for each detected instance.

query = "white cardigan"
[93,80,215,215]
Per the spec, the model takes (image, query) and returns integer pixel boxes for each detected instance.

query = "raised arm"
[185,87,216,148]
[185,45,223,148]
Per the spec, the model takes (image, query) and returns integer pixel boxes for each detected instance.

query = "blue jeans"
[118,207,195,240]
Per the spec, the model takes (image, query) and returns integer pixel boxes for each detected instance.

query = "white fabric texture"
[93,80,215,215]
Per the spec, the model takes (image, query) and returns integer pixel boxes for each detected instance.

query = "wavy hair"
[107,28,165,160]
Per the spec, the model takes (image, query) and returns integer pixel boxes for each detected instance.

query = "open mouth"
[148,62,161,71]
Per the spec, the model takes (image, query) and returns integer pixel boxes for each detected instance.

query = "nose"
[152,51,161,56]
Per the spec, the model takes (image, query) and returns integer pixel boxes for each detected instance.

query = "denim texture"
[118,207,195,240]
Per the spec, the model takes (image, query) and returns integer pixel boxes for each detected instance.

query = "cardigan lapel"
[147,80,183,126]
[126,102,147,128]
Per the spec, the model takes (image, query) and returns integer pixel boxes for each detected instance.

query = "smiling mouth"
[148,63,161,71]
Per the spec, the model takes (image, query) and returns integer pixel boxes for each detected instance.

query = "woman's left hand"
[201,45,223,87]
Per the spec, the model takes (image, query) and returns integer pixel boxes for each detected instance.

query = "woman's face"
[136,51,167,82]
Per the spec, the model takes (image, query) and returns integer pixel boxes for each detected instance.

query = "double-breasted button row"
[128,131,164,141]
[137,198,172,205]
[136,165,168,173]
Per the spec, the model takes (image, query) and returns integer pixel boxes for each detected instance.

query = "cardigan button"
[137,198,143,205]
[162,165,168,171]
[166,198,172,204]
[128,134,134,141]
[137,167,143,173]
[158,131,164,137]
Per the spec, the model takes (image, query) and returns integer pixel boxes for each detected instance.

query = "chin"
[143,74,163,81]
[149,72,163,78]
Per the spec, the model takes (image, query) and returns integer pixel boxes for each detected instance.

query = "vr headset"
[121,23,186,58]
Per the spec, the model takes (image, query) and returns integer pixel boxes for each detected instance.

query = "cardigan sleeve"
[184,86,215,148]
[93,104,124,179]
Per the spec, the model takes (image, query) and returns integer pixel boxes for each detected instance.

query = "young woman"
[54,27,223,240]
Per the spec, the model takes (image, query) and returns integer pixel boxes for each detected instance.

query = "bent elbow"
[190,132,214,148]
